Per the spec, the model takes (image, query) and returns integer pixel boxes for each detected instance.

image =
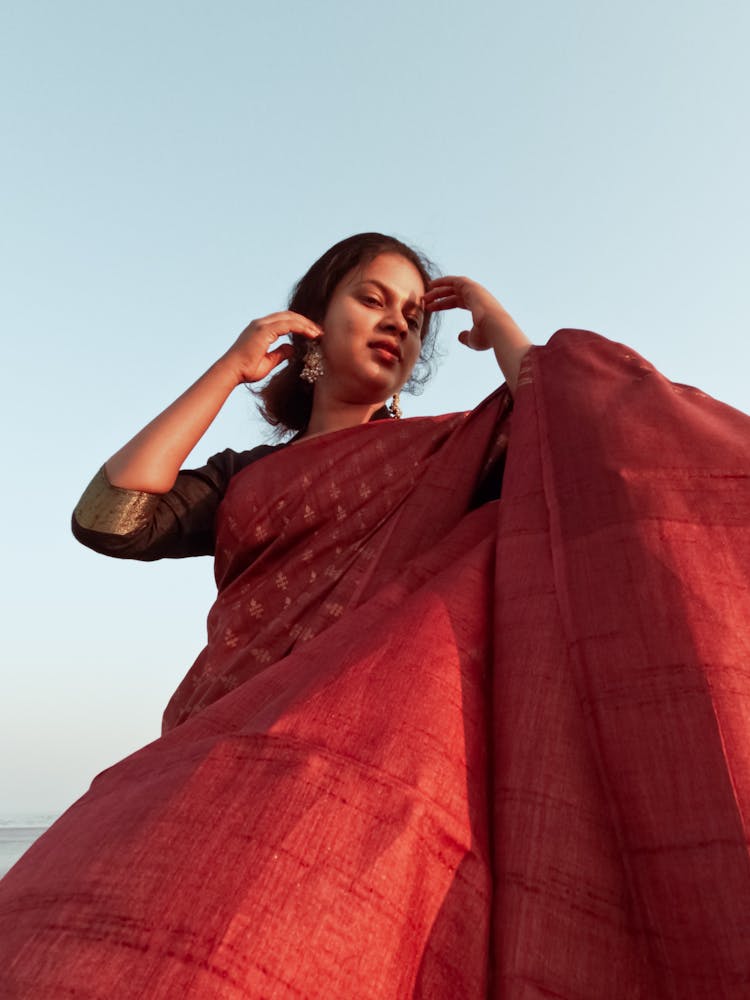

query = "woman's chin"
[349,373,398,402]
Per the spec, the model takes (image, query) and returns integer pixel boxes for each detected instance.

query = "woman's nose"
[383,310,408,337]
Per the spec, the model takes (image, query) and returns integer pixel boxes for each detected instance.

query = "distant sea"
[0,815,59,878]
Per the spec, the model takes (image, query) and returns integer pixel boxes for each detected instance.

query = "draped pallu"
[1,330,749,998]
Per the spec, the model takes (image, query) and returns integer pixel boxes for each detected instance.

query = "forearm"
[484,309,532,396]
[105,357,239,493]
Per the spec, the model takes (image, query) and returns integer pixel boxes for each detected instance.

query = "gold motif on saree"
[517,350,535,388]
[255,522,271,542]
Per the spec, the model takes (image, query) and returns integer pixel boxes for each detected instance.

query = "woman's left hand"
[423,275,533,394]
[423,275,510,350]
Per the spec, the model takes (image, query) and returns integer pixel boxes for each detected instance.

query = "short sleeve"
[71,445,281,561]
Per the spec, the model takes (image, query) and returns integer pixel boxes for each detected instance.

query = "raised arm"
[105,311,324,493]
[422,276,532,396]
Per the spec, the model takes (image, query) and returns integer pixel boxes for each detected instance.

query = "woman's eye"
[363,296,381,306]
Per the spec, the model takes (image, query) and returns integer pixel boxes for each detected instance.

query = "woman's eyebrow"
[358,279,424,316]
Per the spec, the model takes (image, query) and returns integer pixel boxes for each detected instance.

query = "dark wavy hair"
[253,233,441,436]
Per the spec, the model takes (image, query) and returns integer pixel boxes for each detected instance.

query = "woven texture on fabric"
[0,329,748,999]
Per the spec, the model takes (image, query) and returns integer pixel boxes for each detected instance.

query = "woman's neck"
[301,395,384,441]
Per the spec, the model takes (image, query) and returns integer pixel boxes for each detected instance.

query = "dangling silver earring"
[300,340,325,384]
[388,392,402,419]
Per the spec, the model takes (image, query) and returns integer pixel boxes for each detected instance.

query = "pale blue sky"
[1,0,748,815]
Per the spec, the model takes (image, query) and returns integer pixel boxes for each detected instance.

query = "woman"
[1,233,749,999]
[71,233,529,729]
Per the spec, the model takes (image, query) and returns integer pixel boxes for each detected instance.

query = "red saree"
[1,329,749,998]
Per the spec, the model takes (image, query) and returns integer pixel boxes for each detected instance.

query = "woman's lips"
[369,342,401,363]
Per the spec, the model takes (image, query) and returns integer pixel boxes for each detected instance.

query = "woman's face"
[318,252,426,404]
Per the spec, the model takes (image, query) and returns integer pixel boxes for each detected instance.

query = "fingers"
[227,310,322,385]
[423,276,470,313]
[423,293,462,312]
[263,312,324,340]
[266,343,295,368]
[424,276,468,294]
[457,327,491,352]
[458,330,479,350]
[237,342,295,385]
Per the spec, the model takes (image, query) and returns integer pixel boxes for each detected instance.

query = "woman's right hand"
[104,311,324,492]
[220,311,325,385]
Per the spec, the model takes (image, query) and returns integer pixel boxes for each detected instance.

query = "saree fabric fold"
[1,329,749,998]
